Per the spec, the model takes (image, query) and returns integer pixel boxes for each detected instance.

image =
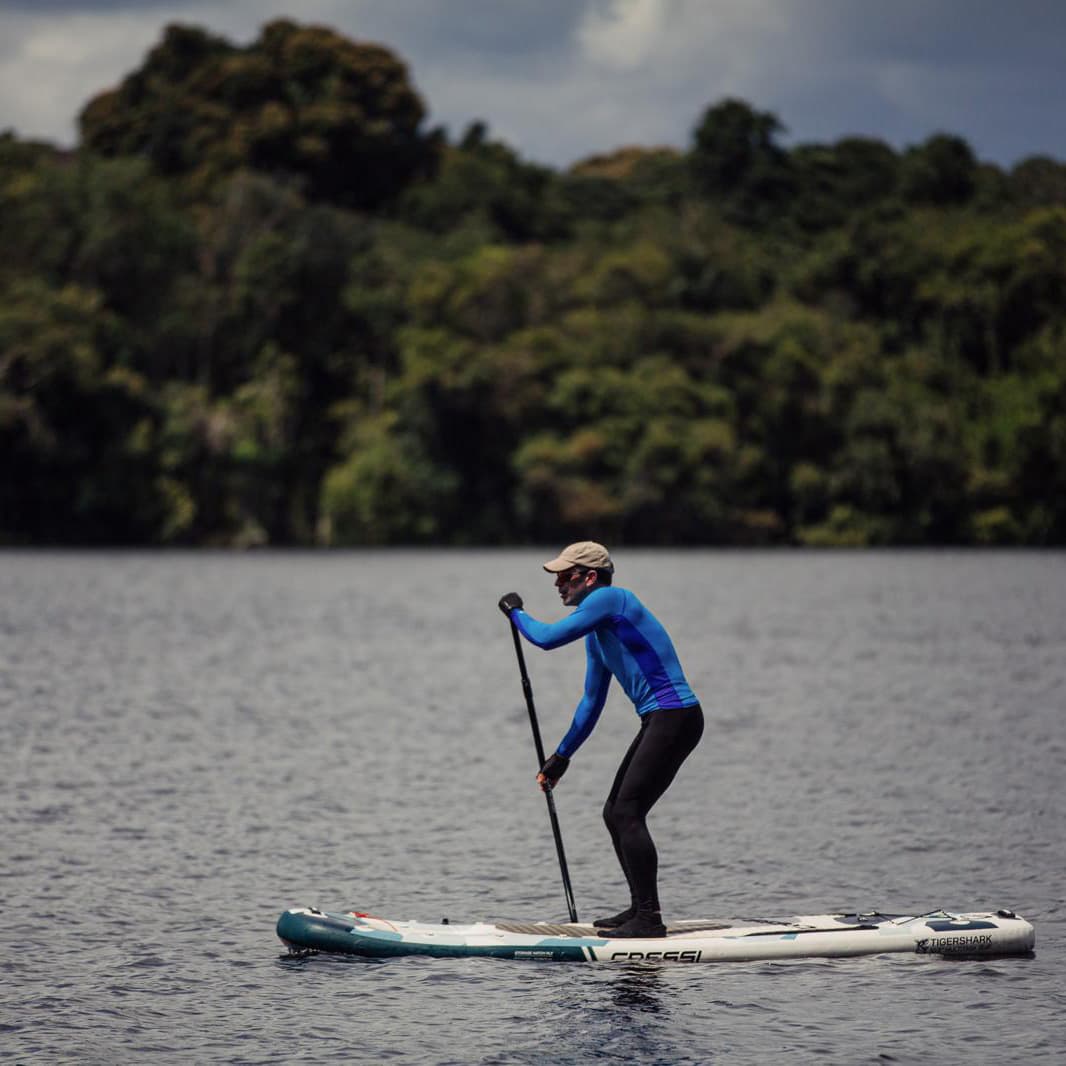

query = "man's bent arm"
[512,588,619,650]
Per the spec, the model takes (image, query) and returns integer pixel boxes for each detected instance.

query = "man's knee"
[604,796,642,834]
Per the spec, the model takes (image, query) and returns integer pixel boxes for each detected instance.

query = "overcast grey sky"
[1,0,1064,168]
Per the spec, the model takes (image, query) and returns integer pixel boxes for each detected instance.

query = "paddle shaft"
[509,619,579,924]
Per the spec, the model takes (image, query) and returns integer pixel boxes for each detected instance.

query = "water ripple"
[1,549,1064,1065]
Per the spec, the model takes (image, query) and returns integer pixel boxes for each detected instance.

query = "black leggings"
[602,704,704,913]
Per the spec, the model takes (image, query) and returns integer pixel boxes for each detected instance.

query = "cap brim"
[542,556,573,572]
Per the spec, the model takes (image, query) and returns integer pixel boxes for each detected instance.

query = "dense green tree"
[901,134,978,206]
[398,125,570,242]
[320,410,458,543]
[789,137,900,231]
[690,98,793,225]
[0,282,168,543]
[567,146,689,218]
[79,20,439,208]
[1009,155,1066,209]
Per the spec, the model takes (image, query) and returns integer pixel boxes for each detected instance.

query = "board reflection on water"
[606,966,667,1012]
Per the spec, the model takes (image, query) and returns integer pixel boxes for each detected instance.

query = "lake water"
[2,549,1064,1064]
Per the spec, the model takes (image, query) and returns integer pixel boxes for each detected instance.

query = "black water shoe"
[593,906,636,929]
[608,912,667,939]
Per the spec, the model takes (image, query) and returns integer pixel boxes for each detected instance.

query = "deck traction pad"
[493,919,738,938]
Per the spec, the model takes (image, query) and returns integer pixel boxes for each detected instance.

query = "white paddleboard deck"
[277,907,1035,963]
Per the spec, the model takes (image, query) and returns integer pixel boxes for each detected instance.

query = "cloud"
[577,0,665,71]
[349,0,584,60]
[0,0,176,9]
[0,7,178,141]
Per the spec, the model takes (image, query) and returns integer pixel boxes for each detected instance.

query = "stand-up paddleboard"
[277,907,1034,963]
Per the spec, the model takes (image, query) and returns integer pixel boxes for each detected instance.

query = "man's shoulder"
[586,584,626,603]
[581,585,631,616]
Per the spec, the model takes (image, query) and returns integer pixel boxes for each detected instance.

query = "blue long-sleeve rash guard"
[512,586,699,759]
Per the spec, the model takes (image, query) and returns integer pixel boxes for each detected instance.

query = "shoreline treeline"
[2,20,1064,546]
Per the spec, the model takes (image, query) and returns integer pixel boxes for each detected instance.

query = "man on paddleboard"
[498,541,703,939]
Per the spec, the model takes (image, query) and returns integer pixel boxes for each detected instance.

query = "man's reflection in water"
[540,965,689,1065]
[610,965,664,1012]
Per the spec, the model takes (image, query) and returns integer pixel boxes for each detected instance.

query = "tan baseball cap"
[542,541,614,573]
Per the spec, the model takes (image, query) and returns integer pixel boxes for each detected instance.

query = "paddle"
[508,618,579,924]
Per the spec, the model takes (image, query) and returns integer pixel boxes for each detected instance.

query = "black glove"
[498,592,524,617]
[539,752,570,786]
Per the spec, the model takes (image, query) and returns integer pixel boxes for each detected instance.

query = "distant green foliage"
[79,20,440,209]
[2,21,1065,546]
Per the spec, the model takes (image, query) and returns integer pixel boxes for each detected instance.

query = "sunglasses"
[556,567,590,584]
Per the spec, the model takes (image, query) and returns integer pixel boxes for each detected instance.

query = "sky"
[1,0,1064,170]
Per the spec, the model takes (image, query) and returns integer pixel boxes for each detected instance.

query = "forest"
[3,19,1065,546]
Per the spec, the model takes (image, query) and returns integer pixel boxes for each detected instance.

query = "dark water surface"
[2,550,1064,1064]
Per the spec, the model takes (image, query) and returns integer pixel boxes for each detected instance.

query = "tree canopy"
[2,21,1065,546]
[79,20,440,209]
